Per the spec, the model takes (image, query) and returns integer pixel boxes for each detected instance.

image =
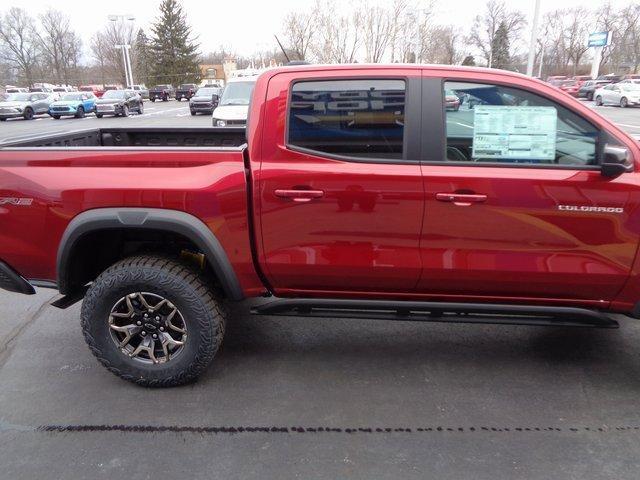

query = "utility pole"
[526,0,541,76]
[109,14,136,87]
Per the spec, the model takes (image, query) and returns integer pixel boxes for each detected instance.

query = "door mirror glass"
[601,144,632,178]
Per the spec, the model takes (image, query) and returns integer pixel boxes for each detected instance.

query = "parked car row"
[0,89,145,121]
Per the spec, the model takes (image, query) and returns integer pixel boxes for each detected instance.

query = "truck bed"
[0,127,247,149]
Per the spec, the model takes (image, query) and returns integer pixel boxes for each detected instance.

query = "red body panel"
[0,149,264,295]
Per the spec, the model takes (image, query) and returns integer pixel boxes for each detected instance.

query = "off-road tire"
[81,255,227,387]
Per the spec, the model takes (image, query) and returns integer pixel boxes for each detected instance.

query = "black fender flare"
[57,208,243,301]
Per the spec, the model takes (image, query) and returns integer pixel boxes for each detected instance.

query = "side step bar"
[251,298,619,329]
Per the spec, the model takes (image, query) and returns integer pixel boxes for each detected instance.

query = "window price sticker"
[472,106,557,160]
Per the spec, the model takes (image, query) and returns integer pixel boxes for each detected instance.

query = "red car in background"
[558,80,582,97]
[79,85,106,98]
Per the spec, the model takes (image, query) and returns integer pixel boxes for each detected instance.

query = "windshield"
[61,93,84,101]
[102,90,126,99]
[5,93,31,101]
[195,88,218,96]
[219,81,255,106]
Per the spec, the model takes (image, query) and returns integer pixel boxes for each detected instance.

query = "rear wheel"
[96,113,103,118]
[138,102,144,114]
[162,94,168,102]
[81,256,226,387]
[52,115,60,120]
[620,97,628,108]
[122,105,129,117]
[23,107,34,120]
[151,98,156,102]
[0,118,6,121]
[75,106,85,118]
[595,95,603,106]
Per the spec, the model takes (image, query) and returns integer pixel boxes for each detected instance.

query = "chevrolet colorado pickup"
[1,64,639,387]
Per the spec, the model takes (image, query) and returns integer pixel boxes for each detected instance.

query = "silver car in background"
[594,83,640,108]
[0,92,57,121]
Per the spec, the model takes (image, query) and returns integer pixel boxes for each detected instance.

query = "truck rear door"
[256,69,424,294]
[417,71,640,304]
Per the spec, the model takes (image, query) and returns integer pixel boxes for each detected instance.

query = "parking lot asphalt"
[0,98,639,144]
[1,289,640,479]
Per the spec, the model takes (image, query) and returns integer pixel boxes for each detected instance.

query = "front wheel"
[96,113,103,118]
[138,102,144,114]
[595,95,603,106]
[121,105,129,117]
[151,98,156,102]
[81,256,226,387]
[620,97,628,108]
[52,115,60,120]
[190,110,196,116]
[75,106,85,118]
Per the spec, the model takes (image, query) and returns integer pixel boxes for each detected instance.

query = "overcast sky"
[7,0,635,58]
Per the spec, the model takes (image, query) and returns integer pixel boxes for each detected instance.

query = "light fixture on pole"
[109,14,136,88]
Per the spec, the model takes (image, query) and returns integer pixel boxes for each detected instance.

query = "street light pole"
[109,14,135,87]
[526,0,541,76]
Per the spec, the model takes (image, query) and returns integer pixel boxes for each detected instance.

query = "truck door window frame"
[421,77,604,171]
[285,76,422,164]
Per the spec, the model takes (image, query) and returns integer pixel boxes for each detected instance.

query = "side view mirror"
[601,144,632,178]
[212,94,219,107]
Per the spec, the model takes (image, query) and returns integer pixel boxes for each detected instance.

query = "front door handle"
[436,192,487,206]
[275,189,325,203]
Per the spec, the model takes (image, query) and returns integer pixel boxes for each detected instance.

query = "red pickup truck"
[1,64,639,387]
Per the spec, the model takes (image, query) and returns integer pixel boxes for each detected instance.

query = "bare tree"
[361,1,392,62]
[469,0,526,67]
[312,0,362,63]
[282,9,316,61]
[420,25,463,64]
[90,20,136,85]
[0,8,40,86]
[36,9,82,85]
[564,8,591,75]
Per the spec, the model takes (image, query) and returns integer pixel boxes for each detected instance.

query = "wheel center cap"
[144,323,157,331]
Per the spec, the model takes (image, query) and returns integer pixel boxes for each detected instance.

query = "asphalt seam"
[32,424,640,435]
[0,293,57,370]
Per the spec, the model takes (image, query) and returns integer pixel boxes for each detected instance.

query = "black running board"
[251,298,619,329]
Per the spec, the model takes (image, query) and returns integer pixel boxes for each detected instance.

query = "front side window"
[288,79,406,159]
[443,81,598,166]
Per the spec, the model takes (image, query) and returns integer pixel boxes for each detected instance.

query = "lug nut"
[155,316,160,321]
[141,331,146,336]
[152,334,158,339]
[136,321,142,326]
[144,313,148,318]
[160,327,165,331]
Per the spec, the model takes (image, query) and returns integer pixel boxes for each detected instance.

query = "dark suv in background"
[176,83,198,101]
[95,90,144,117]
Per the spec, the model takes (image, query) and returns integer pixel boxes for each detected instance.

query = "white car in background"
[594,82,640,107]
[211,76,258,127]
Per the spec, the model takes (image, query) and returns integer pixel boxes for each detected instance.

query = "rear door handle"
[436,193,487,206]
[274,189,325,203]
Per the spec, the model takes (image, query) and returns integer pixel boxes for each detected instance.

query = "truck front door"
[257,71,424,294]
[417,75,640,304]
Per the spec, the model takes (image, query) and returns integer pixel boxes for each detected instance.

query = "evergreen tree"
[461,55,476,66]
[149,0,201,85]
[133,29,151,85]
[490,21,510,70]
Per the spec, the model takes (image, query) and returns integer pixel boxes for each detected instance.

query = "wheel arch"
[57,208,244,301]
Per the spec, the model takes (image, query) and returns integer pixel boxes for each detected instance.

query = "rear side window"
[443,81,598,166]
[288,79,406,159]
